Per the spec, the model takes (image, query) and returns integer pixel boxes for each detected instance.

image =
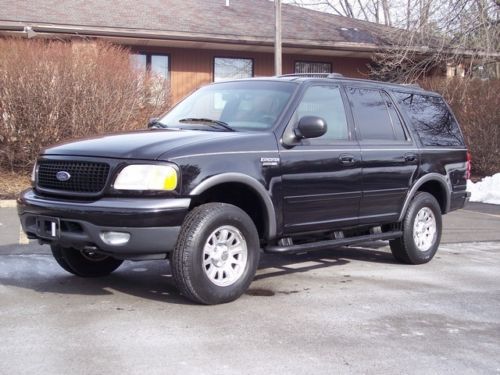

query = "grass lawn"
[0,170,30,199]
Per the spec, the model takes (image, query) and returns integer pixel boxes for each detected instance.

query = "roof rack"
[401,83,422,89]
[277,73,344,79]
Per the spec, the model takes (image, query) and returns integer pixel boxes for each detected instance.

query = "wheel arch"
[398,173,451,222]
[189,173,277,240]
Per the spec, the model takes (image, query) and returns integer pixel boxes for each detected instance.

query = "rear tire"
[171,203,260,305]
[51,245,123,277]
[390,192,442,264]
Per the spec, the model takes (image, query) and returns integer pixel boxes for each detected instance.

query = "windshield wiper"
[178,118,235,132]
[147,117,168,129]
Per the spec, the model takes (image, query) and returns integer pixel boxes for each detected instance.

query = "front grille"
[37,160,110,194]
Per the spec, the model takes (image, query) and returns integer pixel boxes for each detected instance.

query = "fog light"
[100,231,130,246]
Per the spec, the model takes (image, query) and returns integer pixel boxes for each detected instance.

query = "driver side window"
[291,85,349,144]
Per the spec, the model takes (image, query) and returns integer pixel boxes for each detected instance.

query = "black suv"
[18,74,470,304]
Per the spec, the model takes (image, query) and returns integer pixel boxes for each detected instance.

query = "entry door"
[280,84,362,234]
[345,87,419,224]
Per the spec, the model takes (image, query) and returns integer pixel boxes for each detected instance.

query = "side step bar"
[264,231,402,254]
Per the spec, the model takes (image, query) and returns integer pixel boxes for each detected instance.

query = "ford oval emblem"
[56,171,71,182]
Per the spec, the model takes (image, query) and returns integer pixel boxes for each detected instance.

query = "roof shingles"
[0,0,393,46]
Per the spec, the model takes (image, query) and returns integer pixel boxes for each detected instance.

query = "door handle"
[404,153,417,162]
[339,154,356,165]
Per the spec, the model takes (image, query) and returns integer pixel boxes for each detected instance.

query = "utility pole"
[274,0,282,76]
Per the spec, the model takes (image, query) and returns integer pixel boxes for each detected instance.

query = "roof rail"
[401,83,422,89]
[277,73,344,79]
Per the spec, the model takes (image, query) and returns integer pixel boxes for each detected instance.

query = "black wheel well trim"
[189,173,277,240]
[398,173,451,222]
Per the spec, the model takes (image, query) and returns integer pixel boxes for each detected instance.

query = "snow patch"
[467,174,500,205]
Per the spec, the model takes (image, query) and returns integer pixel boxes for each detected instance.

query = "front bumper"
[18,189,190,258]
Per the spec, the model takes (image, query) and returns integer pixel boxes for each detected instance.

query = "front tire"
[171,203,260,305]
[51,245,123,277]
[390,192,442,264]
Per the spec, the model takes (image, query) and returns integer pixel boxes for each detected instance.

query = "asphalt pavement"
[0,202,499,374]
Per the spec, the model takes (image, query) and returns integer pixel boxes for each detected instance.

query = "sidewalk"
[462,201,500,216]
[441,202,500,243]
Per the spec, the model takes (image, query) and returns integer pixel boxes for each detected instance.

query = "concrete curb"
[0,200,17,208]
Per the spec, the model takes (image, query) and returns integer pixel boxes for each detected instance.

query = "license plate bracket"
[35,216,61,240]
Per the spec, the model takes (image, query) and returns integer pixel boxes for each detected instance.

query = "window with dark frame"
[347,87,407,142]
[294,85,349,143]
[393,92,464,146]
[214,57,253,82]
[382,92,407,141]
[295,61,332,74]
[131,53,170,79]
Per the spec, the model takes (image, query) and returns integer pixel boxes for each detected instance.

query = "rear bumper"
[449,190,470,212]
[17,189,190,258]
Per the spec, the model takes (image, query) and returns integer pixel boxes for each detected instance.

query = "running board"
[264,231,402,254]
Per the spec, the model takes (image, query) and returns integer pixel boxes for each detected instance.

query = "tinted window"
[394,92,464,146]
[382,92,407,141]
[295,85,349,142]
[347,88,406,141]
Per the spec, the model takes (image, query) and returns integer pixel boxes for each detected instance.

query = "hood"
[42,129,277,160]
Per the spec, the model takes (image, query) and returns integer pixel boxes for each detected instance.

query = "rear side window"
[347,87,407,142]
[393,92,464,146]
[383,92,407,141]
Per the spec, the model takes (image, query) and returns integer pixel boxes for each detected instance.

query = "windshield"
[159,81,297,131]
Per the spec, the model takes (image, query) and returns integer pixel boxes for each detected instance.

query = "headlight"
[114,165,178,191]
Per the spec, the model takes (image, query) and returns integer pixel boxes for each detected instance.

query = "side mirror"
[147,117,160,128]
[294,116,327,139]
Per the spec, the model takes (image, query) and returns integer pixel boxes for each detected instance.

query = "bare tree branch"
[370,0,500,82]
[285,0,499,81]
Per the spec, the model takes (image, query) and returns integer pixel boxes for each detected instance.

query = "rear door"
[345,86,419,224]
[279,83,362,234]
[393,91,468,210]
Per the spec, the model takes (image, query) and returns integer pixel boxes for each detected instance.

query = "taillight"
[465,150,472,180]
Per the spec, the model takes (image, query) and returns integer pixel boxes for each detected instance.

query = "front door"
[279,84,362,234]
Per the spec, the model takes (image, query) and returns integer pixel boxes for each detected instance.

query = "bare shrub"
[0,38,171,172]
[421,78,500,177]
